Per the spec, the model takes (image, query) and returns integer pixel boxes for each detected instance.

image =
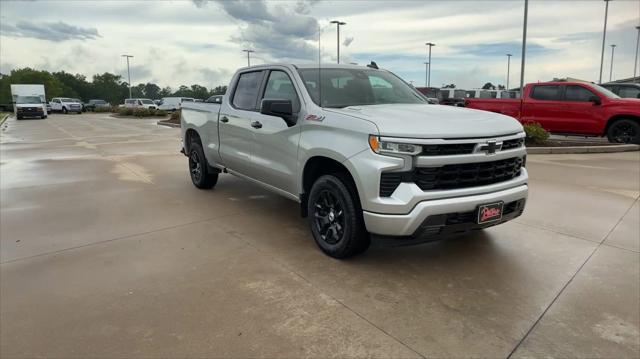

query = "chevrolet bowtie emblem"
[479,140,501,155]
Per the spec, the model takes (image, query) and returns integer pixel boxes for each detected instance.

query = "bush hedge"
[523,122,549,145]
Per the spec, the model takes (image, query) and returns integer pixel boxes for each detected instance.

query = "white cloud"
[0,0,638,89]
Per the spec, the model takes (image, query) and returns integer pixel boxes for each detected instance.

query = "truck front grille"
[501,138,524,151]
[422,143,476,156]
[379,157,523,196]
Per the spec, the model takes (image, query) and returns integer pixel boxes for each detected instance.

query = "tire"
[17,115,22,120]
[607,119,640,144]
[307,174,370,259]
[188,141,218,189]
[62,107,67,114]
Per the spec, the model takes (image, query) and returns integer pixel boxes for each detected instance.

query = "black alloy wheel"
[189,150,203,184]
[307,174,369,258]
[187,141,218,189]
[607,119,640,144]
[313,189,345,245]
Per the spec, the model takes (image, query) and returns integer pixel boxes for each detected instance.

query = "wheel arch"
[604,115,640,136]
[300,155,362,218]
[184,128,201,153]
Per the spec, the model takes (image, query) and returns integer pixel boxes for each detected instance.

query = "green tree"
[482,82,496,90]
[143,83,161,99]
[0,68,64,104]
[92,72,128,105]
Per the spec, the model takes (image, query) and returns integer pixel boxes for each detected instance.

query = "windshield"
[297,68,427,108]
[60,98,74,102]
[16,96,42,104]
[590,84,620,99]
[140,99,154,104]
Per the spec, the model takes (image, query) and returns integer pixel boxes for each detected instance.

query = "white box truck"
[10,84,47,119]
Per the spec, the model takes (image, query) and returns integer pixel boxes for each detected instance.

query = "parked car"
[10,84,47,119]
[601,83,640,99]
[439,89,467,106]
[465,81,640,144]
[157,97,194,111]
[205,95,223,104]
[50,97,82,114]
[180,64,528,258]
[123,98,157,109]
[84,99,111,111]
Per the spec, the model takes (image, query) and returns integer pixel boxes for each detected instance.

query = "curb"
[157,121,180,128]
[0,114,10,126]
[527,144,639,154]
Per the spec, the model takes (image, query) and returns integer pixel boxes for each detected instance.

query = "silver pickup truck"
[181,64,528,258]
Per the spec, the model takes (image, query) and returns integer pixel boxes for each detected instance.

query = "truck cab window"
[565,85,596,102]
[530,85,560,101]
[262,71,300,112]
[232,71,263,110]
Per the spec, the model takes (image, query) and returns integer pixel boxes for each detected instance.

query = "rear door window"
[565,85,596,102]
[232,71,264,110]
[530,85,561,100]
[619,86,640,98]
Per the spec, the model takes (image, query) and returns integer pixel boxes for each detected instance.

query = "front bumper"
[363,184,528,238]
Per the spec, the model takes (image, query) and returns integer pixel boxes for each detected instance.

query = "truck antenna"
[318,23,322,108]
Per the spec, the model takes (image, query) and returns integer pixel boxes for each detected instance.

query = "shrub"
[133,108,151,117]
[523,122,549,145]
[118,107,134,116]
[170,109,181,121]
[154,110,168,117]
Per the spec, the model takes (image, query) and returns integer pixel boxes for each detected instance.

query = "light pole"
[634,26,640,82]
[519,0,528,98]
[424,62,429,87]
[330,20,346,63]
[506,54,512,90]
[425,42,435,87]
[599,0,611,84]
[609,44,617,82]
[242,49,254,67]
[121,54,133,99]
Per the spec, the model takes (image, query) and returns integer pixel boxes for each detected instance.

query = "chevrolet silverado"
[181,64,528,258]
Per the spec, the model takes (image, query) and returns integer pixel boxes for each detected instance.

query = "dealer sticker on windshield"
[477,202,504,224]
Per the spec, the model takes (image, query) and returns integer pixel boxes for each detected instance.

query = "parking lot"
[1,113,638,358]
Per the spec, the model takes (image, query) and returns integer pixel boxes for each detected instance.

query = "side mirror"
[589,96,601,105]
[636,93,640,99]
[260,99,295,126]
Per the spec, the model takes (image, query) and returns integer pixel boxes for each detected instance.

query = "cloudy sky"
[1,0,639,90]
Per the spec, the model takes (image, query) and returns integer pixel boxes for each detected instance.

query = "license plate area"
[476,202,504,224]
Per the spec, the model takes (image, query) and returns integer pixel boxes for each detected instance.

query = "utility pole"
[599,0,611,84]
[330,20,346,63]
[121,54,133,99]
[425,42,435,87]
[424,62,429,87]
[506,54,512,90]
[634,26,640,82]
[609,44,617,82]
[519,0,528,98]
[242,49,254,67]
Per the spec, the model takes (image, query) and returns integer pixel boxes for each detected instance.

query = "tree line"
[0,68,227,105]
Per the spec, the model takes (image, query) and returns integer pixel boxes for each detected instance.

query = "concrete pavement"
[1,114,638,358]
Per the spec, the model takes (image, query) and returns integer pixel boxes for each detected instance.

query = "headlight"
[368,135,422,156]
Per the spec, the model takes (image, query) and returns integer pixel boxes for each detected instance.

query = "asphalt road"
[1,113,639,358]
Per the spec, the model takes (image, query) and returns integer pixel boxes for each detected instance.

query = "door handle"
[220,116,229,123]
[251,121,263,129]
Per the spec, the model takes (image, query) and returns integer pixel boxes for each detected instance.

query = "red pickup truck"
[465,81,640,144]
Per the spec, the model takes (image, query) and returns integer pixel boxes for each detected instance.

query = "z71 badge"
[305,114,325,122]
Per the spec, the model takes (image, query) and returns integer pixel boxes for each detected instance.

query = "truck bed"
[464,98,522,119]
